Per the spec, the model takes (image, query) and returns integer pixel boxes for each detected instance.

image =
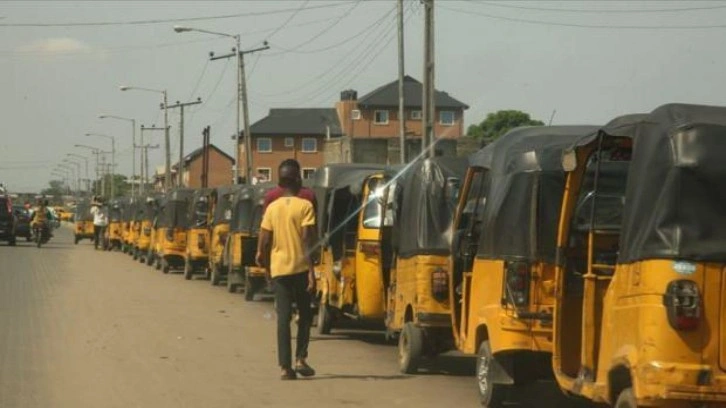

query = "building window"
[351,109,361,120]
[374,110,389,125]
[410,110,422,120]
[257,168,271,182]
[302,168,316,180]
[439,111,455,126]
[284,137,294,148]
[257,137,272,153]
[301,138,317,153]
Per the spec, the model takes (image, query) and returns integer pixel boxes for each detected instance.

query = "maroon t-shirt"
[262,186,316,213]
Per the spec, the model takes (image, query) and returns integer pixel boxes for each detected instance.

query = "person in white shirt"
[90,197,108,250]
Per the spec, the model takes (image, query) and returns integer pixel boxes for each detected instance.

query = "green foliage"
[467,110,545,143]
[41,180,69,197]
[91,174,131,198]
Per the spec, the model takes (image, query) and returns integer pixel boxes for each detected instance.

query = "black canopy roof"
[570,103,726,263]
[472,126,599,263]
[75,198,93,221]
[230,183,276,233]
[396,157,470,258]
[212,185,242,225]
[157,188,195,228]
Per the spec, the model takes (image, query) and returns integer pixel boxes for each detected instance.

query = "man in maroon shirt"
[263,159,316,211]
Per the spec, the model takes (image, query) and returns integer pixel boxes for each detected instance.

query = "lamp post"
[119,86,170,192]
[67,153,89,194]
[99,114,136,197]
[74,144,103,195]
[63,158,82,195]
[174,25,269,185]
[58,163,77,195]
[85,133,116,198]
[51,170,69,194]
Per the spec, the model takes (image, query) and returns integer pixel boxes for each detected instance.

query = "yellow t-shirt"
[260,196,316,278]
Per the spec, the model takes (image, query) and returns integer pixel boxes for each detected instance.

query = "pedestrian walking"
[256,160,317,380]
[90,197,108,250]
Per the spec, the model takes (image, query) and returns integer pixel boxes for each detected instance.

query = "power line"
[187,60,210,101]
[440,4,726,29]
[260,4,397,98]
[269,0,362,54]
[268,3,393,56]
[266,0,311,41]
[466,0,726,13]
[0,2,355,27]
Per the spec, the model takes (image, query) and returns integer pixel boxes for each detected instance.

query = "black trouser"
[274,272,312,369]
[93,225,106,248]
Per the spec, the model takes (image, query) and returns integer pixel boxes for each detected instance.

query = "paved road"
[0,226,584,408]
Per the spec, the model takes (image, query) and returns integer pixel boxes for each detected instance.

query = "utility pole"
[422,0,435,158]
[163,98,202,188]
[140,125,166,195]
[210,41,269,185]
[201,126,211,188]
[398,0,406,164]
[139,143,160,193]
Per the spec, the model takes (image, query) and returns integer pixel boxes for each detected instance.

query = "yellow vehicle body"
[226,231,267,300]
[136,219,153,263]
[106,221,124,249]
[184,227,209,279]
[74,220,94,243]
[379,158,467,374]
[552,106,726,407]
[127,220,139,253]
[157,227,187,273]
[209,223,229,283]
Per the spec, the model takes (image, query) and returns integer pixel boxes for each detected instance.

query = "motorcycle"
[33,223,50,248]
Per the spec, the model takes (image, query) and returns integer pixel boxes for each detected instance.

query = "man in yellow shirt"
[257,161,317,380]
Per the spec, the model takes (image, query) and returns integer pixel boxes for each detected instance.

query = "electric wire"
[0,2,355,27]
[267,0,362,55]
[265,0,311,41]
[440,4,726,29]
[259,4,397,98]
[465,0,726,13]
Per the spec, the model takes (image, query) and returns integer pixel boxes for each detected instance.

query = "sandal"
[295,361,316,377]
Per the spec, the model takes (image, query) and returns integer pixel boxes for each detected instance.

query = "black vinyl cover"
[473,126,599,263]
[188,188,212,228]
[212,186,240,225]
[573,103,726,263]
[75,199,93,221]
[158,188,195,228]
[311,164,387,237]
[397,157,470,258]
[230,183,276,234]
[109,198,124,222]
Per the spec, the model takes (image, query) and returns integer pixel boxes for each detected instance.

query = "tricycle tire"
[398,322,424,374]
[476,341,508,407]
[316,302,333,335]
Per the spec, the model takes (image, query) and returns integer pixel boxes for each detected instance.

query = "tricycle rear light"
[504,261,530,307]
[663,279,701,331]
[431,267,449,302]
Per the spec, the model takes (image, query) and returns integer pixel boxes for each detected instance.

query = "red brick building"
[155,143,235,190]
[239,108,342,183]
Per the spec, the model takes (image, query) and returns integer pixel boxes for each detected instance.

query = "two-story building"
[154,143,235,190]
[335,75,469,163]
[238,108,342,183]
[238,76,468,181]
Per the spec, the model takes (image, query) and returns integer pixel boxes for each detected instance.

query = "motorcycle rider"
[29,199,53,240]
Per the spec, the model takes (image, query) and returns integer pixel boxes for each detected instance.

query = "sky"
[2,0,726,192]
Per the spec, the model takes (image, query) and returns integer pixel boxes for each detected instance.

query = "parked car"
[0,195,16,246]
[12,205,31,241]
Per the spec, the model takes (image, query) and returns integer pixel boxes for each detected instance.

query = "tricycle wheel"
[316,302,333,335]
[155,256,161,271]
[162,259,170,274]
[398,322,424,374]
[146,250,154,266]
[243,272,256,300]
[132,248,138,261]
[615,388,637,408]
[74,235,79,245]
[9,237,16,246]
[477,341,508,407]
[27,236,33,242]
[183,259,193,280]
[210,264,221,286]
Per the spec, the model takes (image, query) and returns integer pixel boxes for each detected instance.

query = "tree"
[91,174,130,198]
[41,180,69,197]
[467,110,545,143]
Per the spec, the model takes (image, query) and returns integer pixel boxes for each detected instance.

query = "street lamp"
[58,163,77,195]
[74,144,103,195]
[65,155,88,194]
[119,85,170,192]
[63,158,82,193]
[99,114,137,197]
[174,26,269,185]
[86,133,116,199]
